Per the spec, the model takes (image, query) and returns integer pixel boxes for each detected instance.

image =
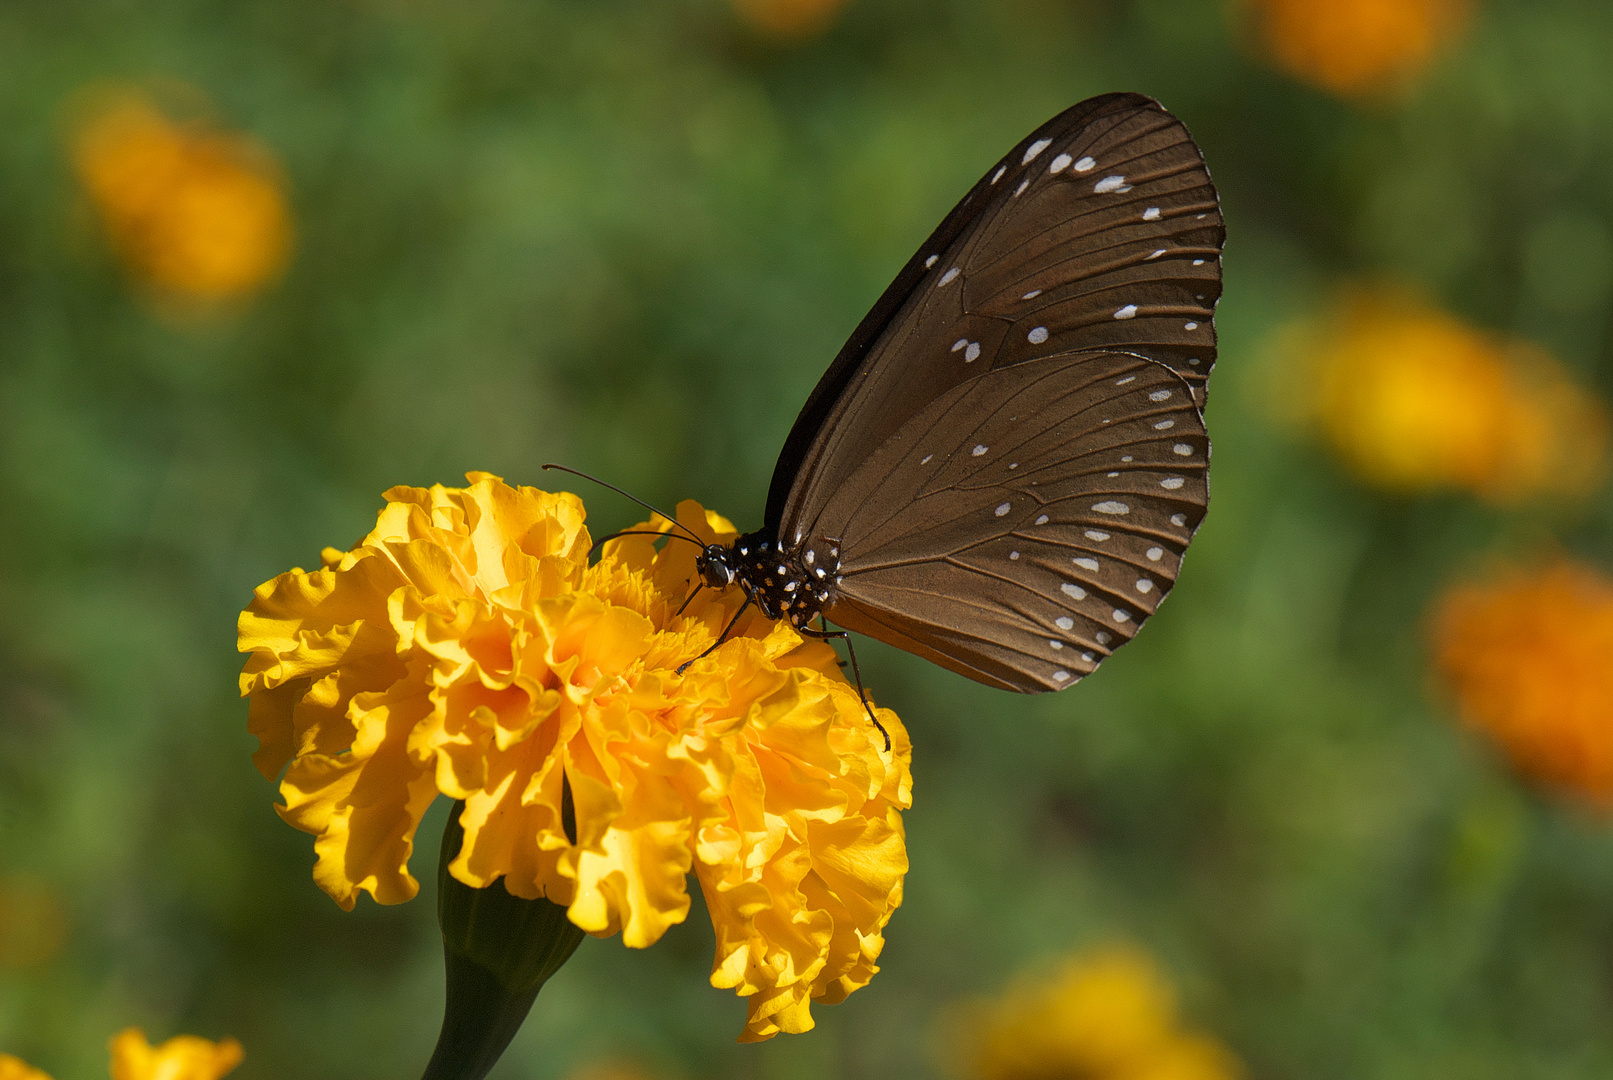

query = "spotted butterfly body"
[696,93,1222,693]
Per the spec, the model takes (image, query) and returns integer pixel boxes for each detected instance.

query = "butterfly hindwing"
[807,351,1207,692]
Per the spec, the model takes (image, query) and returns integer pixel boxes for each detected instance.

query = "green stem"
[421,802,586,1080]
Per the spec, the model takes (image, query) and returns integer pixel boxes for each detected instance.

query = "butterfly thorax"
[695,529,843,628]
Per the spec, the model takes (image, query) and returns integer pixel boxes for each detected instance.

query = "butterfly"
[557,92,1222,701]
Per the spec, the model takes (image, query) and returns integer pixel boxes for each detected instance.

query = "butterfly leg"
[799,620,890,752]
[674,582,704,617]
[676,593,752,675]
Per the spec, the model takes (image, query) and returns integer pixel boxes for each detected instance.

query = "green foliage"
[1,0,1612,1077]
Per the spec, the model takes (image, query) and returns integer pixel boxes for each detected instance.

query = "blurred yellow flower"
[0,1030,241,1080]
[731,0,850,40]
[108,1030,243,1080]
[72,89,292,302]
[1279,289,1607,502]
[1245,0,1472,98]
[238,473,910,1041]
[1432,561,1613,806]
[966,947,1241,1080]
[0,1057,51,1080]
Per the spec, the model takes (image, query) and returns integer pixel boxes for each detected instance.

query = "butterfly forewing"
[810,351,1207,692]
[774,93,1223,540]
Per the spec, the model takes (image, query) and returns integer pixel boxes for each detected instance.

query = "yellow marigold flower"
[731,0,850,40]
[0,1031,241,1080]
[1243,0,1472,99]
[1432,561,1613,805]
[72,89,291,302]
[966,946,1241,1080]
[1279,289,1607,502]
[238,473,910,1041]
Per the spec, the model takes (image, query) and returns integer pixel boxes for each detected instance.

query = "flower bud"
[422,802,585,1080]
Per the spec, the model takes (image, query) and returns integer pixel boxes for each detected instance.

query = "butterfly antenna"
[542,464,706,545]
[591,530,705,555]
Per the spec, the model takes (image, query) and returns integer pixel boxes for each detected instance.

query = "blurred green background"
[4,0,1613,1077]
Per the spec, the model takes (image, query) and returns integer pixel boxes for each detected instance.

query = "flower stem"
[421,802,586,1080]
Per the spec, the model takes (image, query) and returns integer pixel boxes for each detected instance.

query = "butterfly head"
[695,544,737,590]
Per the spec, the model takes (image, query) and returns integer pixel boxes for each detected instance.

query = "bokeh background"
[5,0,1613,1077]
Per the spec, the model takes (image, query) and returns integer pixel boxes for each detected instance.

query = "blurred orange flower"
[1279,289,1607,502]
[1244,0,1472,98]
[964,946,1242,1080]
[238,473,910,1041]
[731,0,850,40]
[72,89,292,303]
[1,1030,241,1080]
[1432,561,1613,806]
[0,874,69,968]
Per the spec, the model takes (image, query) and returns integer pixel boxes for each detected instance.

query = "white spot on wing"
[1170,513,1187,527]
[1073,557,1099,571]
[972,444,989,456]
[1113,609,1132,623]
[951,339,967,352]
[990,166,1006,184]
[1094,175,1129,193]
[925,255,939,268]
[1049,152,1072,173]
[965,342,981,362]
[1023,289,1042,299]
[1023,138,1053,164]
[1009,550,1020,560]
[1061,583,1086,600]
[1143,207,1161,220]
[1173,444,1192,456]
[1149,389,1172,402]
[1055,616,1075,630]
[1014,179,1029,197]
[995,502,1012,517]
[1147,249,1167,260]
[1154,419,1175,430]
[1050,640,1063,649]
[920,454,933,465]
[1115,375,1136,385]
[1185,321,1198,330]
[1093,501,1130,515]
[940,267,960,286]
[1052,670,1071,683]
[1161,477,1185,490]
[1146,547,1164,561]
[1085,530,1109,541]
[1096,631,1112,644]
[1135,579,1153,594]
[1113,305,1138,319]
[1035,515,1050,526]
[1073,156,1096,172]
[1028,326,1049,343]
